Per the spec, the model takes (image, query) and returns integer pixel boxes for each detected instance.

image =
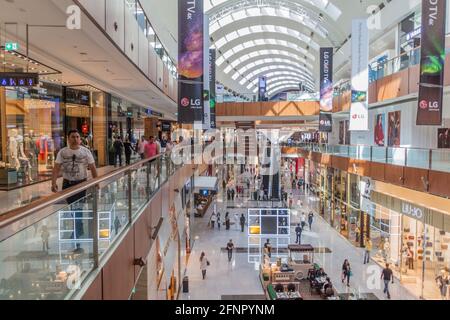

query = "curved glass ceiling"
[223,50,313,74]
[210,6,328,39]
[268,83,305,96]
[213,25,320,52]
[205,0,342,22]
[240,64,316,87]
[216,39,315,66]
[232,58,313,80]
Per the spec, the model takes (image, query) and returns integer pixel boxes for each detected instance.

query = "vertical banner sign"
[319,47,333,132]
[209,49,217,129]
[178,0,204,124]
[203,14,211,130]
[417,0,446,126]
[258,76,267,101]
[349,19,369,131]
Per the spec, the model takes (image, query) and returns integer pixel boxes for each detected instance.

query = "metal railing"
[282,143,450,174]
[0,147,187,300]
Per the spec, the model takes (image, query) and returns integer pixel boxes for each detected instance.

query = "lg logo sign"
[180,98,201,107]
[401,202,424,220]
[420,100,439,110]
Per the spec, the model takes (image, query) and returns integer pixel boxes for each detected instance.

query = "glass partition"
[387,147,406,166]
[431,150,450,173]
[371,146,387,163]
[406,149,430,170]
[0,149,187,300]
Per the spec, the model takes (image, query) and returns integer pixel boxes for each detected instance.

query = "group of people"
[294,212,314,244]
[112,135,178,167]
[210,212,246,232]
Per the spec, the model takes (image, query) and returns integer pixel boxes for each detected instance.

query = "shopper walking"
[144,136,159,159]
[300,212,307,229]
[200,252,209,280]
[264,239,272,258]
[381,263,394,299]
[225,212,231,230]
[41,225,50,252]
[308,211,314,230]
[364,237,373,264]
[217,212,221,230]
[52,129,98,199]
[295,224,303,244]
[406,246,414,270]
[113,136,124,167]
[341,259,352,287]
[226,239,235,262]
[137,136,147,159]
[123,137,135,166]
[240,214,246,232]
[52,129,98,239]
[210,212,217,229]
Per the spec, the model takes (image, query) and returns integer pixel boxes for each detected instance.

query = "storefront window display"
[370,192,450,300]
[107,95,145,165]
[0,82,64,190]
[65,86,107,166]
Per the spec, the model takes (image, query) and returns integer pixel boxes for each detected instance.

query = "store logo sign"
[66,5,81,30]
[401,202,424,220]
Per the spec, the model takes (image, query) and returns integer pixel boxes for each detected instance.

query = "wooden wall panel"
[82,272,102,300]
[368,82,377,104]
[376,75,391,102]
[260,102,279,116]
[278,102,300,116]
[444,55,450,86]
[320,154,331,166]
[341,91,351,112]
[403,167,429,192]
[331,156,349,172]
[133,208,152,279]
[349,159,370,177]
[102,230,135,300]
[332,96,340,113]
[409,64,420,94]
[384,164,404,186]
[429,170,450,198]
[369,162,385,181]
[310,152,322,164]
[243,102,261,116]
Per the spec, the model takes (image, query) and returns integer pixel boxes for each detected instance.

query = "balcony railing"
[283,143,450,174]
[0,147,190,300]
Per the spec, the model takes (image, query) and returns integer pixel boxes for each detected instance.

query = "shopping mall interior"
[0,0,450,302]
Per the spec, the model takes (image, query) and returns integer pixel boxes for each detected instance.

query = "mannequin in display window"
[8,129,33,181]
[383,238,390,262]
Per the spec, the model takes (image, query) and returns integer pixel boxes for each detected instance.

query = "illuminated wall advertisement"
[258,76,267,102]
[203,14,211,130]
[178,0,204,124]
[417,0,446,126]
[319,48,333,132]
[349,19,369,131]
[209,49,217,129]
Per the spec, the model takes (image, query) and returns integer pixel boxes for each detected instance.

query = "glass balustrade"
[284,143,449,174]
[0,149,188,300]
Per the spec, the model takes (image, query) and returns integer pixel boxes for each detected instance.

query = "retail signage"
[0,72,38,87]
[4,42,19,51]
[178,0,204,124]
[146,109,163,118]
[258,76,267,102]
[360,177,373,213]
[209,49,217,129]
[349,19,369,131]
[203,15,211,130]
[65,88,90,106]
[319,47,333,132]
[401,202,425,221]
[416,0,446,126]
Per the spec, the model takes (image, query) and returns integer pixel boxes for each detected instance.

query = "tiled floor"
[180,174,418,301]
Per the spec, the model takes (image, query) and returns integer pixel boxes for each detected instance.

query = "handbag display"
[439,230,446,236]
[438,257,445,262]
[408,236,415,240]
[426,242,433,248]
[417,249,424,254]
[441,244,448,250]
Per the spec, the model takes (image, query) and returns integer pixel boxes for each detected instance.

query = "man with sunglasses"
[52,129,98,201]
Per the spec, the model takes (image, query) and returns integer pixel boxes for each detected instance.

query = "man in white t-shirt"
[52,129,98,204]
